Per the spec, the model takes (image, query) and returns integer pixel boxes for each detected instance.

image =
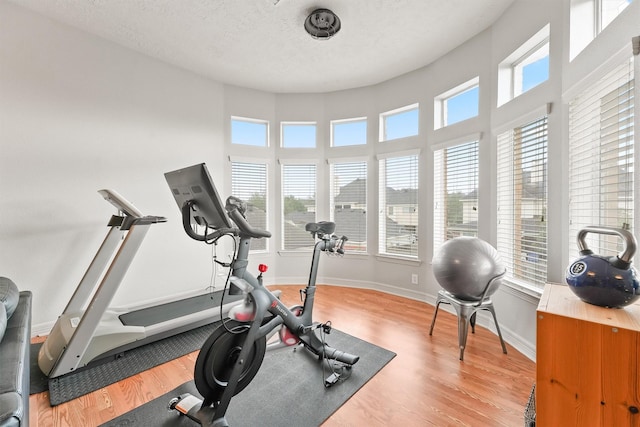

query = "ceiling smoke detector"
[304,9,341,40]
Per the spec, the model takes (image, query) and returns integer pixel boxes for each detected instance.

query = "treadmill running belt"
[119,291,242,327]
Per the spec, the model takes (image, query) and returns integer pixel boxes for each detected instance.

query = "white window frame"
[598,0,632,33]
[379,104,419,142]
[330,117,368,147]
[570,0,633,60]
[434,77,480,130]
[498,24,550,106]
[512,41,550,98]
[281,121,317,148]
[231,116,269,147]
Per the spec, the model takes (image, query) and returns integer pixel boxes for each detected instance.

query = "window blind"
[497,116,548,288]
[282,164,316,250]
[568,56,634,260]
[330,161,367,252]
[378,154,419,257]
[433,140,479,252]
[231,161,268,251]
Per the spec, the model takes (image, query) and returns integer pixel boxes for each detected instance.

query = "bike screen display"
[164,163,232,230]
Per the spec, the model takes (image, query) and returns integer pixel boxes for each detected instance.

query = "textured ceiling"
[8,0,516,93]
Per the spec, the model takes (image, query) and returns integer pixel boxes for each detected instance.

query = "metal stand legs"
[429,290,508,361]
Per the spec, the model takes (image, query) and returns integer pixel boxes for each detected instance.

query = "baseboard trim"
[32,321,55,337]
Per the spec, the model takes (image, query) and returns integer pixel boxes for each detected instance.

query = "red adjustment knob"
[258,264,268,273]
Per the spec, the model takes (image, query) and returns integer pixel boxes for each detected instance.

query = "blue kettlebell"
[566,226,640,308]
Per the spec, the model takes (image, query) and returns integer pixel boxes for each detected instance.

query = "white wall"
[0,2,227,330]
[2,0,639,361]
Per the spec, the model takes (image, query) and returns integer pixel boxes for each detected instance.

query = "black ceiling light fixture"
[304,8,341,40]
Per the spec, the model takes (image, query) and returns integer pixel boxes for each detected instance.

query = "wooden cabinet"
[536,284,640,426]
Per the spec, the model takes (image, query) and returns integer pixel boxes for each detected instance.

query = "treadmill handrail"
[121,214,168,231]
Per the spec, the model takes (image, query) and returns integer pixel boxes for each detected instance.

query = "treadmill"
[38,189,243,379]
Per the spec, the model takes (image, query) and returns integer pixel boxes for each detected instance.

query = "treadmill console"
[98,189,144,218]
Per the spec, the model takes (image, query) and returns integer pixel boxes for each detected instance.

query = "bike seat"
[305,221,335,235]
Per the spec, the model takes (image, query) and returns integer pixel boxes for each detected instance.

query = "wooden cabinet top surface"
[538,283,640,332]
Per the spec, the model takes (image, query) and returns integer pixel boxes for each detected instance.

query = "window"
[379,153,419,258]
[600,0,632,31]
[568,56,634,260]
[281,122,316,148]
[281,163,316,250]
[331,118,367,147]
[497,116,548,289]
[379,104,419,142]
[231,161,268,251]
[513,43,549,97]
[498,24,550,106]
[570,0,633,60]
[434,78,479,129]
[433,140,479,251]
[231,117,268,147]
[330,160,367,252]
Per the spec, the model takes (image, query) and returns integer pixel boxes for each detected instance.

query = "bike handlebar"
[181,198,272,242]
[182,197,348,246]
[227,206,272,239]
[319,234,347,255]
[181,202,235,242]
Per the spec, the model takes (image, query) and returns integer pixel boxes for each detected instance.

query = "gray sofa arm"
[0,288,32,427]
[0,393,22,427]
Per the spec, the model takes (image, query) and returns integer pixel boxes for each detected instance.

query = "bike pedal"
[324,373,340,387]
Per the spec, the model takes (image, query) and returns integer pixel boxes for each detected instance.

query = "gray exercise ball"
[432,237,504,301]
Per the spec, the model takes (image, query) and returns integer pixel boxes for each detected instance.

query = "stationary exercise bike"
[164,163,360,427]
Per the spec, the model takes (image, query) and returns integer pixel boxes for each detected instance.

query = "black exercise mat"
[30,321,223,404]
[29,342,48,394]
[100,329,395,427]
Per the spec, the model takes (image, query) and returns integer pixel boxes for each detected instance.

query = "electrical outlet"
[411,274,418,285]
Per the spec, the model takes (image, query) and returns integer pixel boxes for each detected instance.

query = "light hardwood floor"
[30,285,536,426]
